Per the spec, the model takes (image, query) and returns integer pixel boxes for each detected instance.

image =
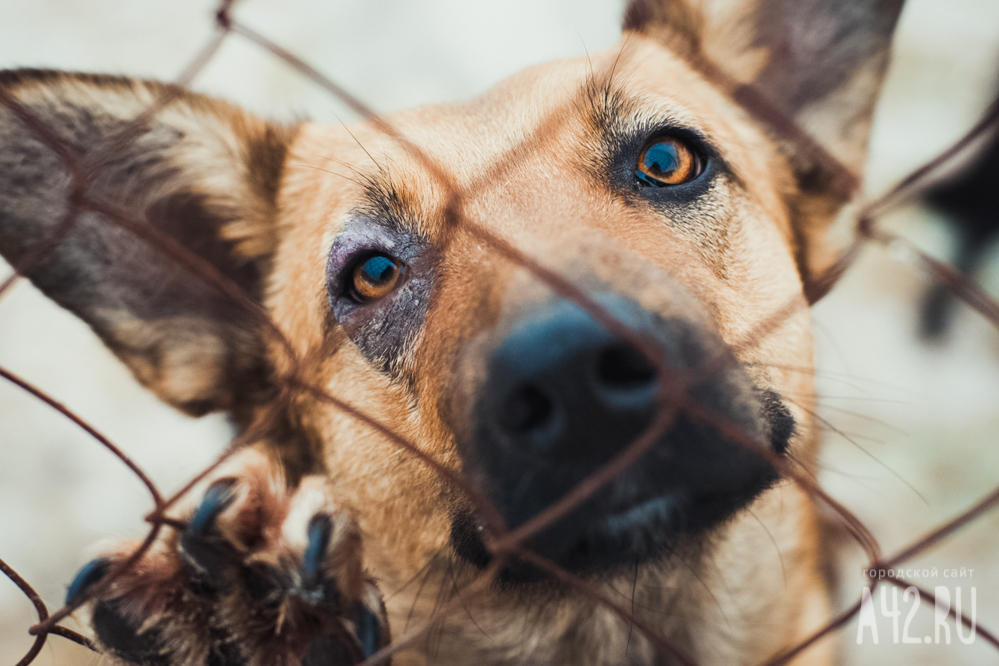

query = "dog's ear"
[0,70,298,417]
[624,0,905,294]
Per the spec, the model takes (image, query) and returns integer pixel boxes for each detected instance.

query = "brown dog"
[0,0,904,664]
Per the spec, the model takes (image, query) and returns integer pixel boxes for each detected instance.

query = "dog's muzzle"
[450,292,793,578]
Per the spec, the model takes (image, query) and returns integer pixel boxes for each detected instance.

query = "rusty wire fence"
[0,0,998,664]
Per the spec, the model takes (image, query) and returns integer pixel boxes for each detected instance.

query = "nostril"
[596,342,657,391]
[500,384,554,434]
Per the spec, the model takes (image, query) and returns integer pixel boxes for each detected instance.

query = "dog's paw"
[66,450,388,666]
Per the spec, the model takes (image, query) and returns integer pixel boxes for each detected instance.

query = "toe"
[179,479,241,586]
[92,599,169,666]
[66,557,111,606]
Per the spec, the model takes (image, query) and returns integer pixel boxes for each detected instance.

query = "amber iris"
[351,254,402,301]
[636,137,698,187]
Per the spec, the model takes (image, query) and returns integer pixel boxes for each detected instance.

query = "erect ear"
[0,70,298,417]
[624,0,905,295]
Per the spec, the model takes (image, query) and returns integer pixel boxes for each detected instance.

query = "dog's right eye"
[349,253,405,303]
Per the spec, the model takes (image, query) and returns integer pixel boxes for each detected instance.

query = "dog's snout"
[487,295,660,462]
[455,290,791,576]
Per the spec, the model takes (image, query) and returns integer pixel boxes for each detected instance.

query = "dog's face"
[283,35,805,557]
[267,34,820,662]
[0,1,904,663]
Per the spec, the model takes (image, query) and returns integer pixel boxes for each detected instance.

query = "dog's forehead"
[386,37,737,154]
[297,36,772,240]
[280,33,800,349]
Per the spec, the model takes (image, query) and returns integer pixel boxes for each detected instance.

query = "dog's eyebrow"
[583,76,632,137]
[589,85,714,148]
[355,177,414,235]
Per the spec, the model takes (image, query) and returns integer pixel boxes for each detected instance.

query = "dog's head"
[0,0,903,662]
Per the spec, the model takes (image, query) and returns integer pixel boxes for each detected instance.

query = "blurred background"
[0,0,997,664]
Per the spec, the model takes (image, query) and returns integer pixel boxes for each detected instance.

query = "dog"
[918,78,999,340]
[0,0,905,663]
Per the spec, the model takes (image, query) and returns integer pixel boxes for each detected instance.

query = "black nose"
[487,295,662,464]
[459,292,790,575]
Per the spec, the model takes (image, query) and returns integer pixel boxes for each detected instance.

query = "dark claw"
[353,605,383,659]
[66,557,111,606]
[303,514,333,584]
[297,513,343,610]
[92,599,170,666]
[189,478,237,536]
[180,478,239,587]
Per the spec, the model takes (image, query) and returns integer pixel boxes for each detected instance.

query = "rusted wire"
[0,558,96,665]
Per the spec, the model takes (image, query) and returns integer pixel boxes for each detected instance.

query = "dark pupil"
[361,255,396,284]
[639,142,680,184]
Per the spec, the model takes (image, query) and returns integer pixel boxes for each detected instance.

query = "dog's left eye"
[636,137,701,187]
[350,253,405,302]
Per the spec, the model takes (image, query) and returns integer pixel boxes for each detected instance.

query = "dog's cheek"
[298,347,458,580]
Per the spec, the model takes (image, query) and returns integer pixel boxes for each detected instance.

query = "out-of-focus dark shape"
[920,85,999,340]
